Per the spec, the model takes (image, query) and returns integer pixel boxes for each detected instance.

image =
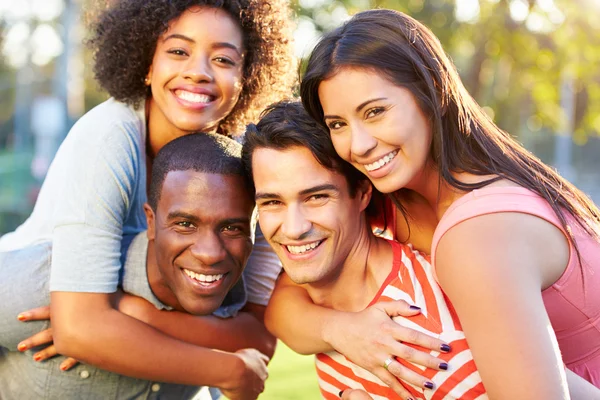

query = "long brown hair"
[301,9,600,252]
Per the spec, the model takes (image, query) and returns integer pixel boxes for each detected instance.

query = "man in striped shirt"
[242,101,487,400]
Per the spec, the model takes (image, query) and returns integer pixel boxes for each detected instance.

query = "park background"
[0,0,599,398]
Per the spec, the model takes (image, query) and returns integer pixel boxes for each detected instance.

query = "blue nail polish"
[439,362,448,370]
[409,305,421,310]
[440,344,451,352]
[424,381,434,390]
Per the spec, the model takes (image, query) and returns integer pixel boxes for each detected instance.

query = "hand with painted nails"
[16,305,79,371]
[322,300,450,399]
[340,388,375,400]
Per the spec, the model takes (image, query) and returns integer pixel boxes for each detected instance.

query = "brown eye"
[365,107,385,119]
[328,121,344,130]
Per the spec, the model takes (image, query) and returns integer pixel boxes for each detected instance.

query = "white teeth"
[175,90,213,104]
[183,269,224,284]
[364,150,398,172]
[286,240,321,255]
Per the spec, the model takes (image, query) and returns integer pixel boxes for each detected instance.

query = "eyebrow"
[323,97,387,120]
[220,217,251,226]
[255,184,340,201]
[166,211,250,225]
[162,34,242,55]
[166,210,198,221]
[299,184,340,196]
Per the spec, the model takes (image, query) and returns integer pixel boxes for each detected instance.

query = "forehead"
[318,68,397,111]
[158,170,252,217]
[252,146,348,196]
[162,6,243,48]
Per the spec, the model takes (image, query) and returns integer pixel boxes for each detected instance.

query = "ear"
[145,65,153,86]
[144,203,156,240]
[358,179,372,213]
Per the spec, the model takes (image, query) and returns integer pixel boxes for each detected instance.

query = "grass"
[260,341,321,399]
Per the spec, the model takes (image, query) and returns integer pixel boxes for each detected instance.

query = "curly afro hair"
[88,0,297,136]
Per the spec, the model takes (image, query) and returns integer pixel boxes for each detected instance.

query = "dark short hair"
[87,0,296,136]
[149,133,253,210]
[242,100,366,197]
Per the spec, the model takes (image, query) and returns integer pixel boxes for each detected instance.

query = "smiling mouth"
[174,90,215,104]
[183,268,225,286]
[285,240,324,255]
[364,150,398,172]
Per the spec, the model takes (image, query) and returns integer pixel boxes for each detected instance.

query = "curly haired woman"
[0,0,295,398]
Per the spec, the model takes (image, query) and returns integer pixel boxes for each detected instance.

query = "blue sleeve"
[49,104,144,293]
[0,243,52,350]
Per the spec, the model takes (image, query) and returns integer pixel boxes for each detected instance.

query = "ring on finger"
[383,356,394,371]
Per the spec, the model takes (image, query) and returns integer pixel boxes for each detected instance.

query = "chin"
[182,298,224,316]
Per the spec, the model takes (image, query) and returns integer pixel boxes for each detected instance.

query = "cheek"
[258,213,279,238]
[331,135,352,162]
[226,240,252,265]
[222,70,244,97]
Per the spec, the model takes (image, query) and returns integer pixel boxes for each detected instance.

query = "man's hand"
[221,348,269,400]
[16,306,79,371]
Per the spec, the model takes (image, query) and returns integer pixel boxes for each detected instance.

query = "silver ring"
[383,357,394,371]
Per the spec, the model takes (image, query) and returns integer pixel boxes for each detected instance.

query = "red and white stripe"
[315,241,488,400]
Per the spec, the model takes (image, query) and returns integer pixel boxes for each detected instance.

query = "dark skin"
[17,170,274,399]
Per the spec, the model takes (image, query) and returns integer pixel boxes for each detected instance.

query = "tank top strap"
[431,186,565,269]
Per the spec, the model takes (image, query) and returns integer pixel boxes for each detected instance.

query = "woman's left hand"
[17,306,79,371]
[340,389,374,400]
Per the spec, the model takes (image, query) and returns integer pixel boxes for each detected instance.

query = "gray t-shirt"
[0,232,243,399]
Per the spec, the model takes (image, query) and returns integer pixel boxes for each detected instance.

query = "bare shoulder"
[436,211,569,290]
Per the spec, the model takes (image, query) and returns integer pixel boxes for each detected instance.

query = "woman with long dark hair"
[266,8,600,399]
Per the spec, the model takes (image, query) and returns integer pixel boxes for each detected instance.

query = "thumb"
[341,389,375,400]
[379,300,421,318]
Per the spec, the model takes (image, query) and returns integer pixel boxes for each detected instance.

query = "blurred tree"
[291,0,600,143]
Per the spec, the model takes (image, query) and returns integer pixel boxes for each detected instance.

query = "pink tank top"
[430,186,600,386]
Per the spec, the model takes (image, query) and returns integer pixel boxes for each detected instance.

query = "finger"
[33,345,58,362]
[17,306,51,322]
[257,352,270,365]
[371,368,417,400]
[385,359,435,391]
[378,300,422,318]
[386,323,450,354]
[59,357,79,371]
[17,328,54,352]
[384,338,448,371]
[341,389,375,400]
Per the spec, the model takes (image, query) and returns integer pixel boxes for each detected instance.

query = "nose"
[281,204,312,240]
[183,55,214,83]
[189,229,227,266]
[350,124,377,158]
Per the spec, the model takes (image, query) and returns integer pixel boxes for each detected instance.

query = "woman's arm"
[436,212,576,399]
[51,291,267,395]
[116,293,275,358]
[265,272,451,397]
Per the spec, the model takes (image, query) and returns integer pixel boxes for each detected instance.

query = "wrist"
[212,352,245,390]
[321,310,349,350]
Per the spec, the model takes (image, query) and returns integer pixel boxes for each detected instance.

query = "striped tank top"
[315,240,487,400]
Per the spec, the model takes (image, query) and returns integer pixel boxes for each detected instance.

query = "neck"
[304,219,393,312]
[145,97,218,158]
[404,160,465,221]
[146,240,184,311]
